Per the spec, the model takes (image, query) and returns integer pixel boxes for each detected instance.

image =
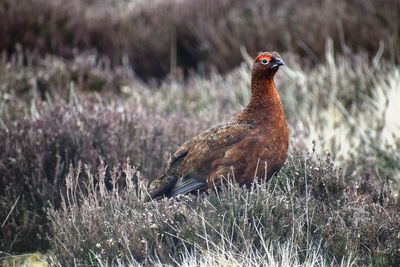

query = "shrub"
[48,148,400,266]
[1,51,399,256]
[0,98,205,252]
[0,0,399,80]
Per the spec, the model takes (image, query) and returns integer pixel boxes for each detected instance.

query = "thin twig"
[2,196,20,227]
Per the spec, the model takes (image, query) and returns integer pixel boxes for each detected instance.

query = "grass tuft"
[0,48,399,265]
[47,147,399,266]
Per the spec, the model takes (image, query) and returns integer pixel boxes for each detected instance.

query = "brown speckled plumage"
[148,51,288,198]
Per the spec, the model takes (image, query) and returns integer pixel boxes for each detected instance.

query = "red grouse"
[148,51,288,198]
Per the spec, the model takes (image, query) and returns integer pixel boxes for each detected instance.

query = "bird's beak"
[271,58,285,69]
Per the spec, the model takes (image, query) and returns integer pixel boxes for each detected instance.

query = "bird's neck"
[240,75,285,122]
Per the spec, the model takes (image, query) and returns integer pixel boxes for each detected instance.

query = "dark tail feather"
[169,177,205,197]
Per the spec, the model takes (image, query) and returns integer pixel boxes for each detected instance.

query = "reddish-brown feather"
[148,51,289,198]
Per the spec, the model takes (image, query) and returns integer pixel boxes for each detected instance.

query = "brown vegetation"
[0,0,399,265]
[0,51,399,265]
[0,0,399,80]
[48,149,400,266]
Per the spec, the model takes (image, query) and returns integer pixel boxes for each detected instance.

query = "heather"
[0,0,399,80]
[47,150,400,266]
[1,49,400,265]
[0,0,400,266]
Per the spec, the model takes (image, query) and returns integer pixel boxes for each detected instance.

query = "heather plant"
[47,147,400,266]
[1,49,400,256]
[0,98,206,252]
[0,0,398,79]
[0,51,135,105]
[0,1,399,265]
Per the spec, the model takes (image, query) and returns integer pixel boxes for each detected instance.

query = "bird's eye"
[261,59,269,65]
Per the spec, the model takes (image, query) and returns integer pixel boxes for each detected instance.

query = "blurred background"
[0,0,399,264]
[1,0,399,80]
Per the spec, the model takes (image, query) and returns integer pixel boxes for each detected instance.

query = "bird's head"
[252,51,285,79]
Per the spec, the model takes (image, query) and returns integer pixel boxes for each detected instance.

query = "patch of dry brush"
[48,149,400,266]
[1,0,399,79]
[0,51,399,265]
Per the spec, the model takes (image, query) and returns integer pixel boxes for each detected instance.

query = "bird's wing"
[167,123,253,196]
[148,123,252,198]
[147,139,193,198]
[203,123,253,152]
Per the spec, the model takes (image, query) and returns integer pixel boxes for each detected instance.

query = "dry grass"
[0,48,399,266]
[0,0,399,79]
[46,149,399,266]
[0,2,400,262]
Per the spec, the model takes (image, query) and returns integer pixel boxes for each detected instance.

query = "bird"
[148,51,288,199]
